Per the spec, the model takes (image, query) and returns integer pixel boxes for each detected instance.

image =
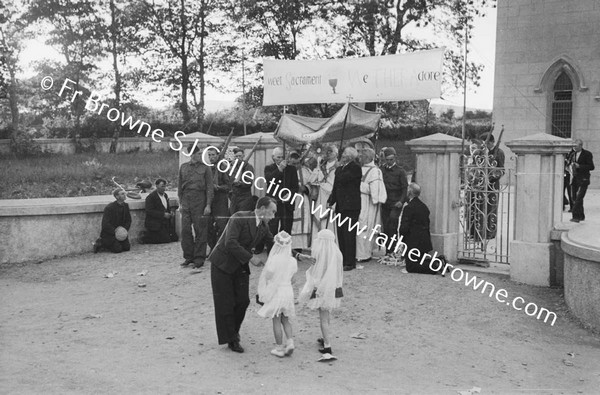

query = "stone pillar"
[406,133,462,262]
[505,133,573,286]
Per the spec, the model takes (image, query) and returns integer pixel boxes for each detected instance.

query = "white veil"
[257,231,293,304]
[299,229,343,310]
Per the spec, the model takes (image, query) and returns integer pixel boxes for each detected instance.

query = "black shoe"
[228,341,244,353]
[192,261,205,269]
[356,258,371,263]
[319,347,332,354]
[343,266,355,271]
[570,218,580,223]
[180,260,192,267]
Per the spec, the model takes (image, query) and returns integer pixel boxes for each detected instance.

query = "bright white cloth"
[257,232,297,318]
[356,161,387,260]
[292,165,317,249]
[299,229,343,311]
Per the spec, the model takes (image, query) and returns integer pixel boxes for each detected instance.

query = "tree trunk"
[7,67,19,137]
[179,0,190,124]
[109,0,121,153]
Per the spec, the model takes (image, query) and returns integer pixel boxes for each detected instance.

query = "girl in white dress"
[257,231,298,357]
[299,229,344,358]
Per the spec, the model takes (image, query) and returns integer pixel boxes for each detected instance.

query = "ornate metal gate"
[458,149,513,265]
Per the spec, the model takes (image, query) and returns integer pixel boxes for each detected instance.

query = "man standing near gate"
[178,144,214,268]
[570,139,595,223]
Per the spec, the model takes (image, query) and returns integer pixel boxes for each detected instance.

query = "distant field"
[2,151,180,199]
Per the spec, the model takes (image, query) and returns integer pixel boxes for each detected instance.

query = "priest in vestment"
[312,144,339,237]
[356,148,387,262]
[292,155,318,249]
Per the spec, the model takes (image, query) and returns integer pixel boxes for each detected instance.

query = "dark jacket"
[100,201,132,240]
[231,161,254,194]
[209,211,274,274]
[144,190,170,231]
[328,160,362,211]
[573,149,595,181]
[381,162,408,206]
[399,197,433,256]
[264,163,299,204]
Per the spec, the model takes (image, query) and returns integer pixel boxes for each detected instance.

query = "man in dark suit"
[570,139,595,223]
[142,178,174,244]
[328,146,362,271]
[264,147,299,235]
[399,183,439,275]
[209,196,277,353]
[94,188,132,253]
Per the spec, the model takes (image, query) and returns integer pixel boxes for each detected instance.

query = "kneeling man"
[143,178,175,244]
[94,188,132,253]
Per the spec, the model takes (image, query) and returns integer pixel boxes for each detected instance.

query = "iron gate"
[458,151,513,265]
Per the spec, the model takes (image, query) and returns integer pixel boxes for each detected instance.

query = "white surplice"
[356,161,387,260]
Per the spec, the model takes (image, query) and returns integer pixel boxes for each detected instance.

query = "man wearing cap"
[178,144,214,268]
[380,147,408,255]
[94,188,132,253]
[229,148,256,215]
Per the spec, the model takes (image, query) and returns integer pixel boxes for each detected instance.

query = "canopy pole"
[282,105,287,157]
[338,97,353,161]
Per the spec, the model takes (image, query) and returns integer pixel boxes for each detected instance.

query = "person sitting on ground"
[142,178,175,244]
[94,188,132,253]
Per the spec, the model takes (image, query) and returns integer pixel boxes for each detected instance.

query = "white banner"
[263,48,444,106]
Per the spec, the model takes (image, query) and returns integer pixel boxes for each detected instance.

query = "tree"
[0,0,29,136]
[99,0,148,151]
[27,0,105,150]
[143,0,226,128]
[322,0,494,92]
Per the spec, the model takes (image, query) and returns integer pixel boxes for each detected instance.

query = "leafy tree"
[0,0,29,136]
[27,0,105,150]
[323,0,495,93]
[143,0,226,129]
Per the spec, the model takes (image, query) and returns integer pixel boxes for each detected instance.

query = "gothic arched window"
[551,71,573,138]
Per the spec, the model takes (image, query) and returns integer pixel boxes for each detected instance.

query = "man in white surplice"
[312,144,339,237]
[292,155,318,250]
[356,147,387,262]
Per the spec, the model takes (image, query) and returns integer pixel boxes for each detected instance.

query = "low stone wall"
[0,193,180,265]
[0,137,172,155]
[561,223,600,332]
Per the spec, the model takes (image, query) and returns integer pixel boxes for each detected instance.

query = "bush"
[10,131,43,158]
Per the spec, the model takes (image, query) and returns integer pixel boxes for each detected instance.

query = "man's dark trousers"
[210,264,250,344]
[336,209,360,268]
[571,178,589,221]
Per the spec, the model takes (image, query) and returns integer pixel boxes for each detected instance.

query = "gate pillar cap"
[505,133,574,155]
[406,133,463,154]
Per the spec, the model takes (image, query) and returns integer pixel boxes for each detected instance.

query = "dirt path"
[1,242,599,394]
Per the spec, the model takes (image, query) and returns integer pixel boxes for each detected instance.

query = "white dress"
[257,256,298,318]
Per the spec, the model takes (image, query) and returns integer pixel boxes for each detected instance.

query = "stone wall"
[0,194,179,265]
[0,137,172,155]
[494,0,600,185]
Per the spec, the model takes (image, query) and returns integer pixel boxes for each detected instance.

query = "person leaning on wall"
[570,138,595,223]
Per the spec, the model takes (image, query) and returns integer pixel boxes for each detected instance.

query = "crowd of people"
[90,139,464,357]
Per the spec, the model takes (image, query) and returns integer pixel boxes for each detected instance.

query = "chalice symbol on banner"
[328,78,338,94]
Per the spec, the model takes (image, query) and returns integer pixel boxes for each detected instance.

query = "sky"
[19,5,497,112]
